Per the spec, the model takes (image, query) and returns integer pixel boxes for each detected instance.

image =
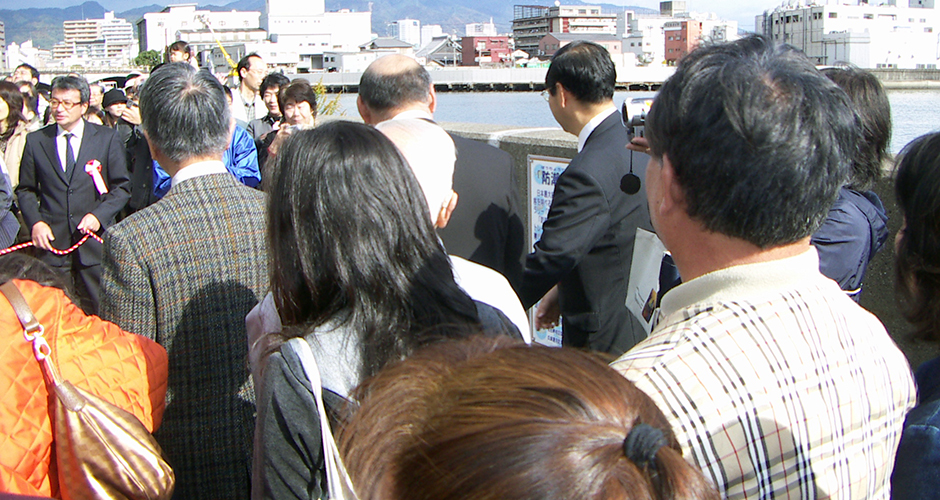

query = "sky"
[0,0,787,32]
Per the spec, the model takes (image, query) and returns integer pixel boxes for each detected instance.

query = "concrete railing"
[436,119,935,369]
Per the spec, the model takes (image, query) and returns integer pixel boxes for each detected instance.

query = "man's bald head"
[358,55,433,123]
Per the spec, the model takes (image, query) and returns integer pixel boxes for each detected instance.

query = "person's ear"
[555,82,567,108]
[659,154,685,215]
[357,95,373,124]
[428,85,438,114]
[434,191,459,229]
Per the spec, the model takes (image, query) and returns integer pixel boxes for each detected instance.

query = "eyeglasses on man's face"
[540,89,551,102]
[49,99,81,110]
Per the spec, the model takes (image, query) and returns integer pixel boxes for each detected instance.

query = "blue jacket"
[892,357,940,499]
[153,126,261,198]
[810,187,888,301]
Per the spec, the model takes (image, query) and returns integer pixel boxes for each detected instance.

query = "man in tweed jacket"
[100,63,268,500]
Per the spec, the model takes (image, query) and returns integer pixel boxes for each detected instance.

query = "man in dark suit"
[357,54,525,290]
[15,75,129,313]
[520,41,653,356]
[99,63,268,500]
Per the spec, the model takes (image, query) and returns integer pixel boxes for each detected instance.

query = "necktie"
[64,133,75,172]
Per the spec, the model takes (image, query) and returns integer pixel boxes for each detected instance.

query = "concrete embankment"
[308,66,940,92]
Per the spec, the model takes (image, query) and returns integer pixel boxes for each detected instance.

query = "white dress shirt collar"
[56,119,85,140]
[56,120,85,171]
[391,109,434,121]
[171,160,229,188]
[577,107,617,153]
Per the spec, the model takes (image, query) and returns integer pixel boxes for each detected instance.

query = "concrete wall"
[438,120,934,370]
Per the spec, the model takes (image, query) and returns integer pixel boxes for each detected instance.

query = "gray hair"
[138,63,231,163]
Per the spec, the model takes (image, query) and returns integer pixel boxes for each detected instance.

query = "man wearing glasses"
[521,41,652,356]
[231,53,267,126]
[15,75,130,314]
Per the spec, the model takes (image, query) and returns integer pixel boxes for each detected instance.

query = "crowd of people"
[0,34,936,500]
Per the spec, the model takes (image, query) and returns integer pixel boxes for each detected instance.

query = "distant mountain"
[0,1,105,49]
[0,0,657,50]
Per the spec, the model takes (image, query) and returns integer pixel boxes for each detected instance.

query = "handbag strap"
[1,280,41,334]
[0,280,57,379]
[286,337,359,500]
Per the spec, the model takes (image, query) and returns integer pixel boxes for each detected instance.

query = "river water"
[330,89,940,155]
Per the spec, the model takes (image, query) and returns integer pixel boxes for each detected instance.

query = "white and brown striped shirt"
[611,249,915,499]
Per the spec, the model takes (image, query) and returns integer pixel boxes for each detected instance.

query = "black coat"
[439,134,526,292]
[16,121,130,266]
[520,111,653,355]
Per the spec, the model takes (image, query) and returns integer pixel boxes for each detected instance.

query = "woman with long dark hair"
[250,121,518,499]
[891,132,940,498]
[0,81,30,188]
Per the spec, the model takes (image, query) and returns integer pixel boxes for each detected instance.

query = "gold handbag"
[0,281,175,500]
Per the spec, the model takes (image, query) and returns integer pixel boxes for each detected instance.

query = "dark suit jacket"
[439,134,525,291]
[100,172,268,500]
[520,111,653,355]
[124,124,156,213]
[15,121,130,266]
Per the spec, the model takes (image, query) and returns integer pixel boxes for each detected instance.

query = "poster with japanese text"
[527,154,571,347]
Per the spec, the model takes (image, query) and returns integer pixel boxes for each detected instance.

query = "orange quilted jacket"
[0,279,169,498]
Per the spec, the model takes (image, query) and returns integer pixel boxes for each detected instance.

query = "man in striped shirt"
[611,35,916,499]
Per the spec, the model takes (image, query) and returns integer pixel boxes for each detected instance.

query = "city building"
[623,15,670,65]
[262,0,372,71]
[616,10,638,37]
[53,12,136,66]
[660,1,688,17]
[663,19,700,64]
[416,35,461,67]
[209,41,300,75]
[0,22,6,72]
[461,35,511,66]
[758,0,940,68]
[621,2,737,67]
[466,19,498,37]
[512,4,617,57]
[359,37,415,57]
[323,50,378,72]
[664,16,737,64]
[176,27,267,50]
[539,32,622,57]
[137,4,260,56]
[6,40,50,72]
[420,25,444,49]
[390,19,421,47]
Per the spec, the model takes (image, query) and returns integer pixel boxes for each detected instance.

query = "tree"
[313,78,344,116]
[134,50,162,70]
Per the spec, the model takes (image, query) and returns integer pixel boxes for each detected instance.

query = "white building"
[466,20,497,37]
[6,40,51,72]
[53,12,137,65]
[759,0,940,68]
[210,40,300,76]
[323,50,379,72]
[392,19,421,46]
[137,4,260,55]
[0,22,7,71]
[420,25,443,48]
[263,0,372,71]
[623,16,670,65]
